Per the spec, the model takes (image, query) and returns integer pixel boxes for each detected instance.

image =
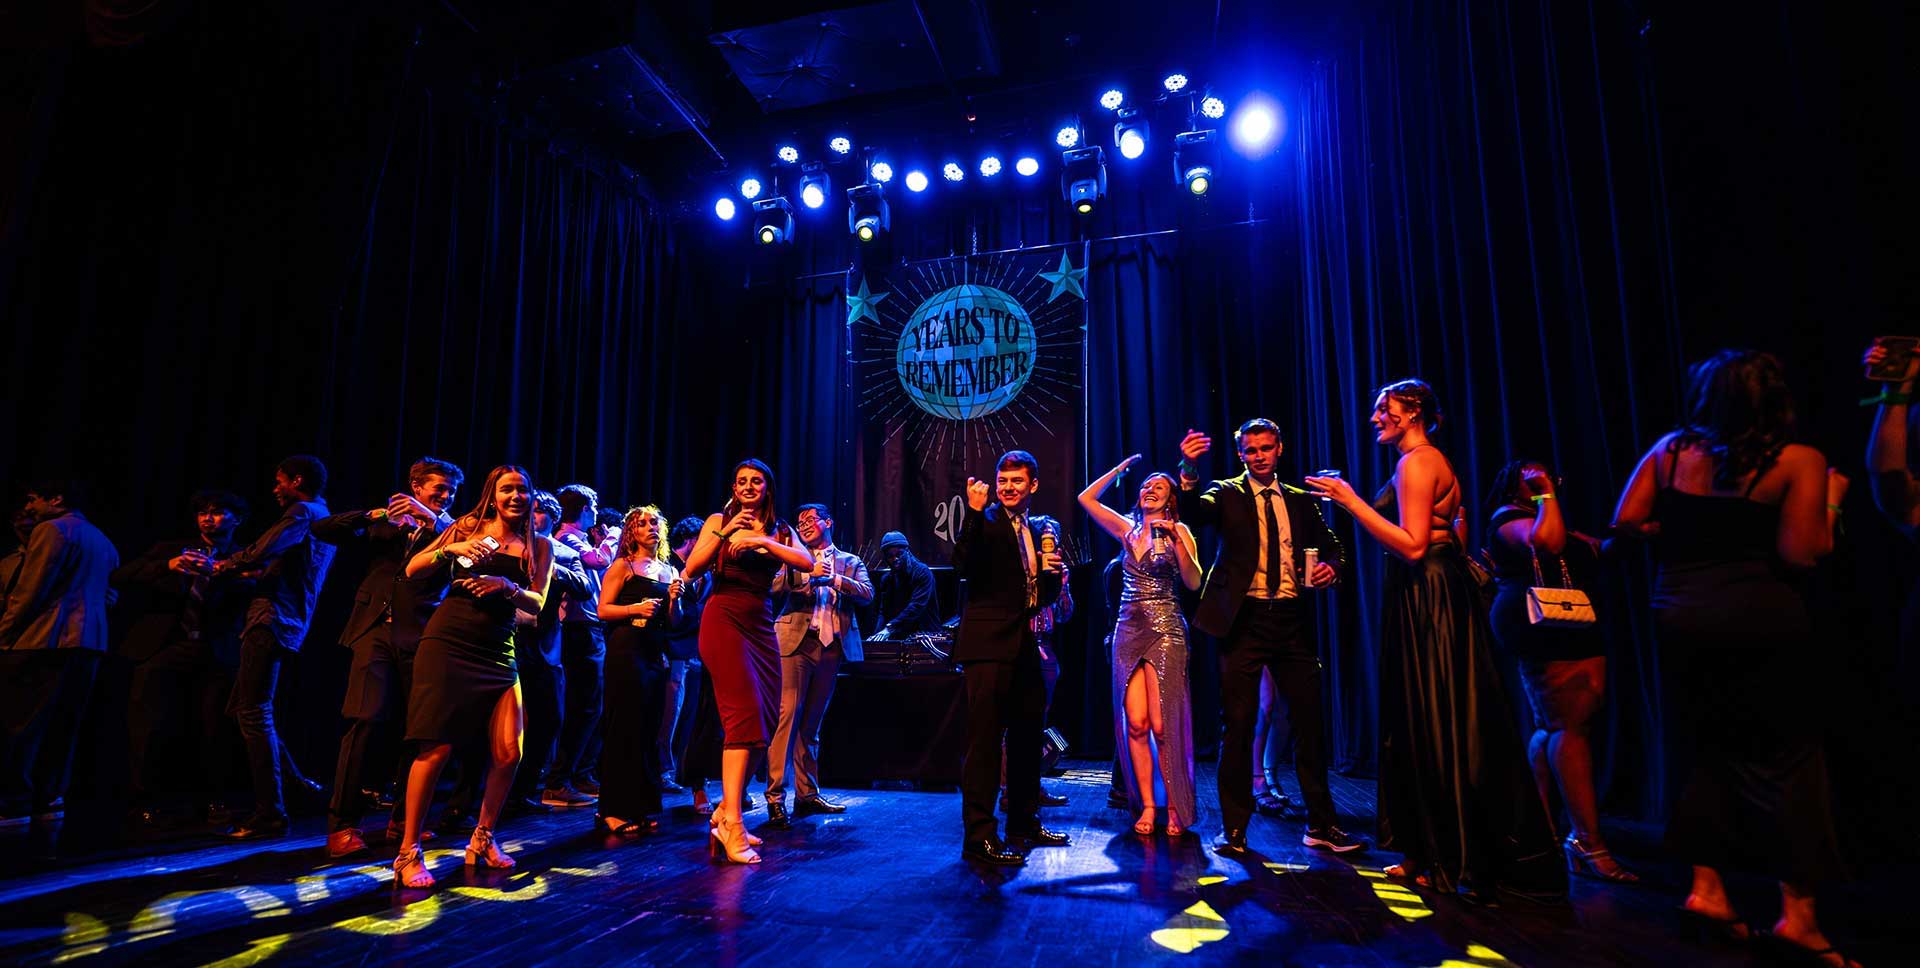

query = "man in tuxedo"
[954,450,1068,866]
[1176,419,1365,856]
[116,490,254,830]
[311,456,462,856]
[763,503,872,828]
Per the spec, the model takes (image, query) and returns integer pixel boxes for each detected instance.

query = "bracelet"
[1530,493,1556,503]
[1861,390,1912,407]
[1827,503,1844,513]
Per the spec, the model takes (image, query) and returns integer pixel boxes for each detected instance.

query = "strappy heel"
[393,843,434,889]
[1565,835,1639,883]
[464,824,514,870]
[1133,806,1158,836]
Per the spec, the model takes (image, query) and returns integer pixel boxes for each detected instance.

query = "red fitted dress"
[697,537,783,749]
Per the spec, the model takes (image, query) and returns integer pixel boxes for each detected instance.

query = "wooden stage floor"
[0,763,1891,966]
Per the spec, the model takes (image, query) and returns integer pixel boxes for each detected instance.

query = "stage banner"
[849,243,1089,566]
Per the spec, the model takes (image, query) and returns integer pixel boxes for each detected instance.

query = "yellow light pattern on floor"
[448,872,550,902]
[1358,868,1434,920]
[1149,875,1233,954]
[333,894,443,936]
[52,913,109,964]
[1425,943,1519,967]
[196,933,292,968]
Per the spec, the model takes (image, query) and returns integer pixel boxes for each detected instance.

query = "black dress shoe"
[1008,825,1071,849]
[659,773,686,794]
[764,799,792,830]
[962,837,1027,866]
[1214,828,1249,856]
[435,808,477,835]
[504,796,553,818]
[1106,788,1131,809]
[793,795,846,816]
[1037,789,1070,808]
[220,814,289,841]
[290,774,325,800]
[1302,825,1368,853]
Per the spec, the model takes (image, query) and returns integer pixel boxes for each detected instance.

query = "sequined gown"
[1110,531,1197,825]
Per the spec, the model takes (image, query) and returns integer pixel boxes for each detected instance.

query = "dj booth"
[818,592,970,787]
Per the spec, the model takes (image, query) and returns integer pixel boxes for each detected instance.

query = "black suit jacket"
[110,539,253,664]
[311,509,444,648]
[949,504,1064,664]
[1179,473,1346,640]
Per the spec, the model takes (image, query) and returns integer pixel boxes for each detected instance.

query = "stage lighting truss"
[799,162,831,209]
[1114,107,1149,160]
[752,196,794,245]
[1172,129,1219,196]
[848,182,889,243]
[1060,146,1107,215]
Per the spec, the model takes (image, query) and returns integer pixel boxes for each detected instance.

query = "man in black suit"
[115,490,254,829]
[1177,419,1365,856]
[311,457,462,857]
[953,450,1068,866]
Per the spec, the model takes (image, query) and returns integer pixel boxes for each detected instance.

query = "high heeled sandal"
[1166,808,1185,839]
[710,813,762,846]
[708,812,761,865]
[1564,835,1640,883]
[598,815,658,840]
[1133,807,1158,836]
[393,843,434,889]
[464,824,515,870]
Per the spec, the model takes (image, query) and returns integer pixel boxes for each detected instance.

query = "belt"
[1241,595,1301,611]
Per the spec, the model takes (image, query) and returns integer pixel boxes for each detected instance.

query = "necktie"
[1262,490,1283,597]
[180,546,213,640]
[811,552,837,645]
[1014,515,1037,608]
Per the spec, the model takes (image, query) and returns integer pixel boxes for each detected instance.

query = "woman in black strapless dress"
[392,465,553,889]
[1310,379,1565,903]
[593,505,677,839]
[1614,350,1855,966]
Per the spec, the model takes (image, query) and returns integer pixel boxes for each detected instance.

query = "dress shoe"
[220,813,289,841]
[1037,789,1069,808]
[1302,825,1368,853]
[793,795,846,817]
[962,837,1027,866]
[659,773,686,794]
[542,784,597,808]
[435,808,477,835]
[1106,788,1131,810]
[326,827,369,858]
[1252,789,1293,818]
[289,774,325,801]
[763,799,792,830]
[572,774,601,796]
[1008,825,1071,849]
[1214,827,1249,856]
[361,787,396,812]
[504,796,553,819]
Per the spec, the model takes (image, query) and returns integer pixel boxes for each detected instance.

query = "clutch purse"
[1527,547,1596,628]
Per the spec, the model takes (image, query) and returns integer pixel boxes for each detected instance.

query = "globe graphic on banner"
[895,284,1038,420]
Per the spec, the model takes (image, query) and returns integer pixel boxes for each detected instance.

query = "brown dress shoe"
[327,827,369,858]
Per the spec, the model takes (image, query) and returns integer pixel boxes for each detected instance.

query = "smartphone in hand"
[1867,335,1920,382]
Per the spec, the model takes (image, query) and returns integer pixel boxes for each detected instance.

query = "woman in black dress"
[1308,379,1564,902]
[1483,459,1635,882]
[593,505,676,839]
[393,465,553,889]
[1613,350,1855,966]
[680,460,813,863]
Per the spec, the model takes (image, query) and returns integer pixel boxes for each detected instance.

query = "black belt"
[1241,595,1301,611]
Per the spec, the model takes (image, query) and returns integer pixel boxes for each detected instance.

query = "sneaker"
[1302,825,1368,853]
[542,784,598,808]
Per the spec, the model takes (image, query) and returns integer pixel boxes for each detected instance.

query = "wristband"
[1861,390,1912,407]
[1529,493,1556,503]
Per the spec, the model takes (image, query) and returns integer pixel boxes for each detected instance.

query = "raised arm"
[1079,455,1143,542]
[1307,450,1443,562]
[1173,430,1224,530]
[952,477,992,578]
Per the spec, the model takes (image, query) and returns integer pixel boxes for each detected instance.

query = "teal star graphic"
[846,277,889,326]
[1037,251,1086,303]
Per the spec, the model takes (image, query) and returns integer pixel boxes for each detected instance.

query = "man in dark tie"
[953,450,1068,866]
[311,457,463,856]
[1176,419,1365,856]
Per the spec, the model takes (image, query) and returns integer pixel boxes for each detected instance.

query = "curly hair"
[618,505,668,561]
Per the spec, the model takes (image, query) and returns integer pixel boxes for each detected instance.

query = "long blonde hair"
[618,505,667,562]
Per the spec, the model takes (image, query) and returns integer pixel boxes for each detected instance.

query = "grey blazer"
[774,546,874,661]
[0,511,121,652]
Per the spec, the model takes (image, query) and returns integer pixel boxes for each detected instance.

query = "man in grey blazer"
[763,503,873,829]
[0,479,120,825]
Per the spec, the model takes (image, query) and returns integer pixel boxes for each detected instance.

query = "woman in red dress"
[680,459,813,863]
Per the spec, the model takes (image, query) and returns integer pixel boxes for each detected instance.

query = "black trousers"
[597,641,666,818]
[961,636,1046,843]
[1218,597,1334,831]
[128,637,235,805]
[551,622,605,787]
[1,648,102,814]
[226,627,291,820]
[512,644,565,802]
[327,624,417,831]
